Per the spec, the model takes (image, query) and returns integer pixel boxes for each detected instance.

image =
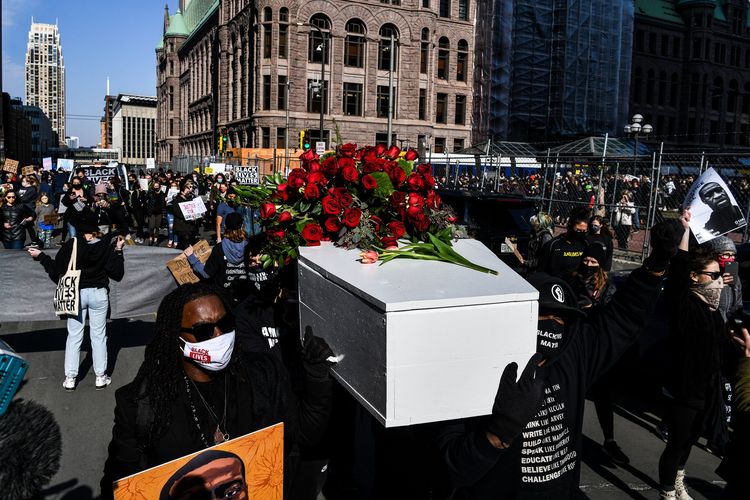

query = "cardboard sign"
[234,165,260,185]
[2,159,19,174]
[43,214,60,226]
[113,423,283,499]
[683,167,747,244]
[178,197,207,221]
[166,240,212,285]
[22,166,36,176]
[57,158,74,171]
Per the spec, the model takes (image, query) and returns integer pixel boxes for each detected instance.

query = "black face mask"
[569,230,587,243]
[578,265,599,279]
[537,319,566,359]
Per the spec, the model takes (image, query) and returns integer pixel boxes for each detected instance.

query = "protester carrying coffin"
[436,216,686,499]
[27,207,125,391]
[1,189,33,249]
[586,215,614,271]
[100,283,333,497]
[657,211,732,500]
[537,206,590,279]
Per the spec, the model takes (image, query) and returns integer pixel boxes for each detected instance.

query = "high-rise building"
[111,94,157,166]
[101,94,116,148]
[65,136,79,149]
[25,21,66,146]
[22,105,54,165]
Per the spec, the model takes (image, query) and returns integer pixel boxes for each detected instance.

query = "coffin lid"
[298,239,538,312]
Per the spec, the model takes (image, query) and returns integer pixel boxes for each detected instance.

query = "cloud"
[2,0,28,27]
[3,51,25,99]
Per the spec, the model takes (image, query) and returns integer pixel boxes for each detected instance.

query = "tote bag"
[53,238,81,317]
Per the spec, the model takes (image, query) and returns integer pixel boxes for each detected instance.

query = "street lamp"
[297,21,326,149]
[624,113,652,160]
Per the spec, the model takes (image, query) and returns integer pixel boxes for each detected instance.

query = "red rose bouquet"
[234,144,497,275]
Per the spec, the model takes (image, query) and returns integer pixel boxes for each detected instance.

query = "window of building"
[648,32,656,54]
[263,7,272,59]
[377,85,395,118]
[729,79,739,112]
[380,0,401,4]
[262,127,271,148]
[378,24,399,71]
[661,35,669,57]
[169,60,174,75]
[455,95,466,124]
[308,14,331,64]
[263,6,272,22]
[692,37,701,59]
[743,83,750,113]
[422,0,430,7]
[419,89,427,120]
[420,28,430,74]
[278,75,288,110]
[646,69,655,105]
[439,0,451,18]
[170,119,174,136]
[279,7,288,22]
[457,39,468,81]
[636,30,645,52]
[672,37,681,58]
[276,127,287,149]
[263,75,272,110]
[670,73,679,108]
[453,138,465,152]
[434,137,446,153]
[375,132,396,146]
[633,67,642,103]
[437,37,450,80]
[279,8,289,59]
[343,82,363,116]
[712,77,723,111]
[345,19,366,68]
[169,86,174,111]
[458,0,469,20]
[307,79,328,113]
[658,71,667,106]
[436,93,447,123]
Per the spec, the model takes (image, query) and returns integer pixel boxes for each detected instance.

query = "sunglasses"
[696,271,722,280]
[5,195,16,199]
[180,312,235,342]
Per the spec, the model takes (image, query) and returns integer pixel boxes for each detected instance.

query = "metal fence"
[169,154,302,176]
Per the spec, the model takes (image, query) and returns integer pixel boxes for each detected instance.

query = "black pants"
[658,401,705,488]
[132,209,145,238]
[177,231,196,250]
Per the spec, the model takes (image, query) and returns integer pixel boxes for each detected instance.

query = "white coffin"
[298,239,538,427]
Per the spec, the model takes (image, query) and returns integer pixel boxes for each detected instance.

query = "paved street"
[2,309,727,500]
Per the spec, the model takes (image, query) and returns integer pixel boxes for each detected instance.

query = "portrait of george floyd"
[683,167,747,244]
[113,423,283,500]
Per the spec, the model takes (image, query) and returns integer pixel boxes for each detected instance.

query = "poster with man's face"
[683,167,746,244]
[113,423,283,500]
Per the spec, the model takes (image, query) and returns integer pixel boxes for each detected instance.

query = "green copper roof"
[183,0,219,32]
[676,0,716,7]
[156,36,164,51]
[635,0,685,25]
[165,12,188,36]
[713,0,727,22]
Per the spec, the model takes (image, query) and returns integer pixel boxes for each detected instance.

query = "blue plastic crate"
[0,339,28,417]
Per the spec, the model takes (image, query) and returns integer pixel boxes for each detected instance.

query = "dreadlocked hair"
[132,282,247,446]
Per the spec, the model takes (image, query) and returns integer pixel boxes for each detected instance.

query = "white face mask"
[179,331,235,371]
[691,278,724,311]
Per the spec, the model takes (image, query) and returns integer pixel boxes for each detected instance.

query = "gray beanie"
[705,235,736,255]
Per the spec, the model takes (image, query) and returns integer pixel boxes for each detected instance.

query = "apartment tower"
[25,21,66,146]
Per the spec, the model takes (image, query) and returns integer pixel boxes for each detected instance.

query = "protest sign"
[146,158,155,169]
[57,158,74,171]
[43,213,60,226]
[22,166,36,176]
[138,178,149,191]
[683,167,747,244]
[209,162,226,174]
[166,240,212,285]
[178,197,207,221]
[112,423,283,499]
[2,159,19,174]
[42,157,53,170]
[234,165,260,185]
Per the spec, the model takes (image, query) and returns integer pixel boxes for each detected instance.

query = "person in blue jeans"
[28,208,125,390]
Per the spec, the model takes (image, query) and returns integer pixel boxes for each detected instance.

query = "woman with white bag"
[28,208,125,391]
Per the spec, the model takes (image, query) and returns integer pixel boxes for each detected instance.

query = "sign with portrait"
[112,423,283,499]
[166,240,212,285]
[683,167,747,244]
[234,165,260,186]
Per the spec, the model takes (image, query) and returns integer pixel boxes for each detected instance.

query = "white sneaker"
[95,375,112,390]
[660,490,676,500]
[675,470,693,500]
[63,376,76,391]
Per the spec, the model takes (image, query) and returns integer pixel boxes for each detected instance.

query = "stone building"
[111,94,157,167]
[632,0,750,148]
[156,0,476,162]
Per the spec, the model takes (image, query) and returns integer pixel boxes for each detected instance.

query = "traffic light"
[218,135,224,151]
[222,130,228,150]
[300,130,310,150]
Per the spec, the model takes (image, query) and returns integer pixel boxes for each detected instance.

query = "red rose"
[426,191,441,209]
[388,167,406,187]
[381,236,398,248]
[321,156,339,176]
[390,191,406,208]
[301,223,323,245]
[407,173,424,191]
[333,188,354,207]
[412,212,430,232]
[266,228,285,240]
[417,163,432,175]
[321,195,341,215]
[408,192,425,208]
[363,157,389,174]
[361,148,377,163]
[387,221,405,238]
[300,149,317,163]
[288,168,306,189]
[260,202,276,219]
[447,215,458,223]
[308,160,322,172]
[361,174,378,190]
[404,149,419,162]
[423,174,436,189]
[306,171,327,185]
[338,157,355,170]
[342,207,362,228]
[385,145,401,159]
[370,215,383,233]
[338,143,357,157]
[375,144,387,156]
[324,216,342,233]
[407,204,423,219]
[304,183,320,200]
[278,211,292,223]
[341,165,359,183]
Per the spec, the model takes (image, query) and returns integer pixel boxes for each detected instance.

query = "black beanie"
[582,243,606,266]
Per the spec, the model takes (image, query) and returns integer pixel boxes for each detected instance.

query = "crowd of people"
[4,163,750,500]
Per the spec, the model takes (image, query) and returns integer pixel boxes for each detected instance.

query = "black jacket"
[145,189,166,215]
[100,352,331,496]
[0,203,32,242]
[437,266,663,499]
[173,193,197,233]
[538,233,587,279]
[37,234,124,289]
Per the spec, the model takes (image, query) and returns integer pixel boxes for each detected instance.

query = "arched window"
[278,8,289,59]
[633,67,642,103]
[437,37,450,80]
[378,24,399,71]
[262,7,272,58]
[308,14,331,64]
[456,39,468,81]
[670,73,679,108]
[345,19,366,68]
[420,28,430,74]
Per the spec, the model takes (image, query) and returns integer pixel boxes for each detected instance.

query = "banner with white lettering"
[234,165,260,185]
[54,239,81,316]
[178,197,207,221]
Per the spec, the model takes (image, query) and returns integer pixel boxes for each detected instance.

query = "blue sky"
[2,0,174,146]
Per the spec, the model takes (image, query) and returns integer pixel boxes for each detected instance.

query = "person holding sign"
[173,178,199,250]
[35,193,55,249]
[27,208,125,391]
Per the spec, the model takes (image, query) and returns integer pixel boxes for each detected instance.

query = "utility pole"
[284,80,291,175]
[386,33,395,146]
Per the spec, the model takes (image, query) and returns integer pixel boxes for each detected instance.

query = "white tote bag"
[53,238,81,317]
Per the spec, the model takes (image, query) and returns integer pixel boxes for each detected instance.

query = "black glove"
[644,219,685,272]
[301,326,334,381]
[486,353,546,445]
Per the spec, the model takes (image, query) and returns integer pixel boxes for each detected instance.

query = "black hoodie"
[37,233,124,289]
[437,266,663,499]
